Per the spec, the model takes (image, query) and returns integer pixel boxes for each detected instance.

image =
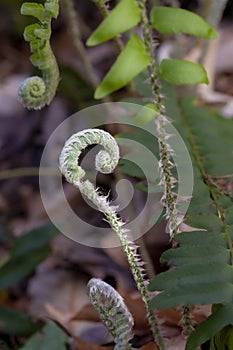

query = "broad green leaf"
[94,35,150,99]
[186,304,233,350]
[0,223,57,290]
[19,321,67,350]
[0,246,51,290]
[87,0,140,46]
[21,3,45,21]
[149,263,233,290]
[0,306,41,335]
[150,282,233,309]
[159,59,209,85]
[10,223,58,260]
[150,6,218,39]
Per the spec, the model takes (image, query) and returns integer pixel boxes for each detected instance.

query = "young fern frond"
[136,0,179,239]
[59,128,165,350]
[18,0,60,110]
[136,0,193,334]
[87,278,134,350]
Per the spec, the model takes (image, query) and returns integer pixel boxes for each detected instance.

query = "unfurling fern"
[59,128,165,349]
[18,0,60,110]
[87,278,134,350]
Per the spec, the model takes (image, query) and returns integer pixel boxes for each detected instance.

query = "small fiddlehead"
[18,0,60,110]
[87,278,134,350]
[59,129,165,349]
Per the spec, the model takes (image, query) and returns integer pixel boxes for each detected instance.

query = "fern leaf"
[149,97,233,315]
[186,304,233,350]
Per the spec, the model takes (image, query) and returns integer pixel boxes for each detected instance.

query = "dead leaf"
[140,342,158,350]
[71,303,99,323]
[73,335,114,350]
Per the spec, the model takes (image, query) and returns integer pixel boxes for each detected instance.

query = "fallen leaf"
[140,342,158,350]
[73,335,114,350]
[71,303,99,323]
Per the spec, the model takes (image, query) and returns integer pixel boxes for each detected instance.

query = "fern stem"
[136,0,178,238]
[181,306,194,336]
[136,0,193,334]
[59,129,165,349]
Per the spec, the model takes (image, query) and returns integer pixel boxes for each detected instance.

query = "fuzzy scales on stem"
[59,128,164,349]
[136,0,194,336]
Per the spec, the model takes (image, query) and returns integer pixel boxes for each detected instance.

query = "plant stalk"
[136,0,193,336]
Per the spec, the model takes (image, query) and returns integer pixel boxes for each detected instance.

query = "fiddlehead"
[59,129,165,349]
[87,278,134,350]
[18,0,60,110]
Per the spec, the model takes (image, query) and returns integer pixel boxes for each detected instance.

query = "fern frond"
[149,231,232,309]
[149,96,233,342]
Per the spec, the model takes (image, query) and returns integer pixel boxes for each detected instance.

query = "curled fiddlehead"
[59,129,165,349]
[87,278,134,350]
[18,0,60,110]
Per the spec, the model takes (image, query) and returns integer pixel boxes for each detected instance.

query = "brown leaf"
[73,335,114,350]
[140,342,158,350]
[123,292,148,330]
[71,302,99,322]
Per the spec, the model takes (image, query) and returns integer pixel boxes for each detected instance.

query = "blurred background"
[0,1,232,349]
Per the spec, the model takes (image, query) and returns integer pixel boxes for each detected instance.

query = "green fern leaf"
[186,304,233,350]
[149,97,233,314]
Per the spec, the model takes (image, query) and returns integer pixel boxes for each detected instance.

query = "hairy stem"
[136,0,193,335]
[59,128,164,349]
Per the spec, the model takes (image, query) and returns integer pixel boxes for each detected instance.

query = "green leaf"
[86,0,140,46]
[21,3,45,21]
[19,321,67,350]
[149,98,233,312]
[10,223,58,260]
[94,35,150,99]
[150,282,233,309]
[0,223,57,290]
[0,246,51,290]
[148,231,233,309]
[186,304,233,350]
[159,59,209,85]
[0,306,41,335]
[150,6,218,39]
